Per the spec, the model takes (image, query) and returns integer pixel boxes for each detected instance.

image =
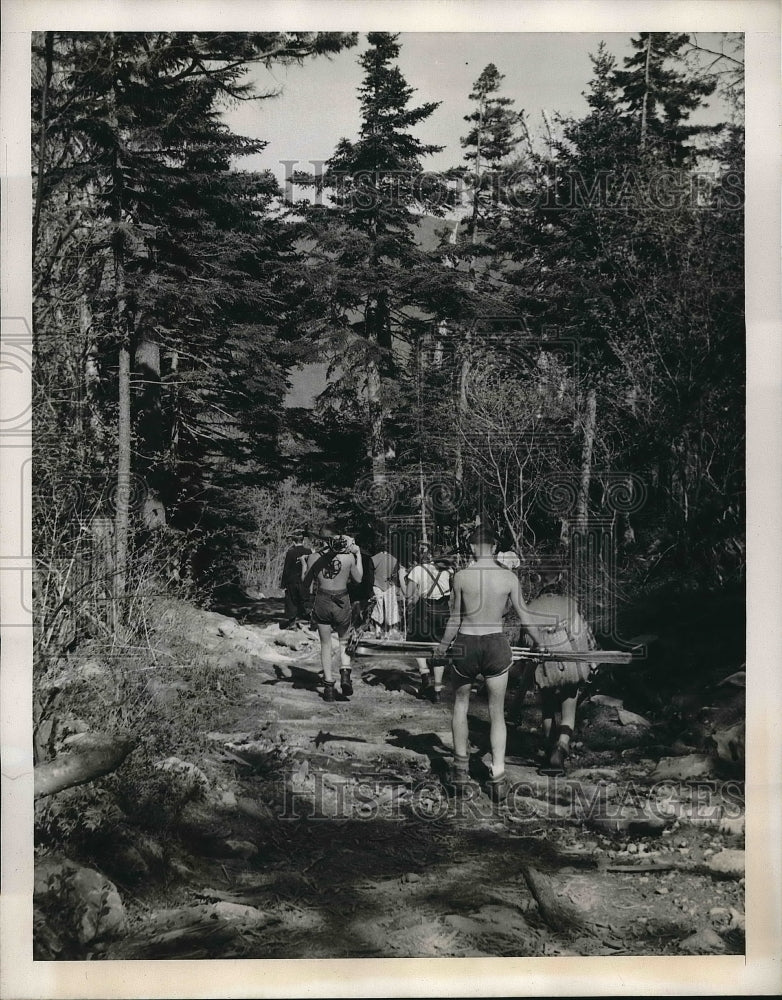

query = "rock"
[588,812,667,837]
[445,914,488,935]
[652,754,718,781]
[111,901,277,959]
[221,839,258,860]
[155,757,209,791]
[568,768,620,781]
[706,849,745,879]
[217,618,240,637]
[708,907,731,928]
[678,927,726,954]
[728,909,746,933]
[34,860,127,947]
[474,904,529,934]
[617,709,652,728]
[588,694,624,709]
[401,872,422,883]
[323,740,428,768]
[711,720,745,767]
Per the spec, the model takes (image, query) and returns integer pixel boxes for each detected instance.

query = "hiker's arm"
[348,543,363,583]
[435,577,462,654]
[302,552,321,591]
[509,575,534,628]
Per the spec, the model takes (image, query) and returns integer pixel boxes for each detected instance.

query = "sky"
[223,32,736,193]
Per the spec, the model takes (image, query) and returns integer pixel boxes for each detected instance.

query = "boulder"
[678,927,727,954]
[617,709,652,728]
[652,754,718,781]
[155,757,209,792]
[35,859,127,948]
[710,720,745,767]
[706,849,744,879]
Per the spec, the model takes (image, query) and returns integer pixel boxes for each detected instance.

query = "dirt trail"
[44,596,745,960]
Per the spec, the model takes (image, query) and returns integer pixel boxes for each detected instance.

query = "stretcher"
[346,635,636,664]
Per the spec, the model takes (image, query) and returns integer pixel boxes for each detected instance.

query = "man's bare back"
[452,563,526,634]
[305,550,360,592]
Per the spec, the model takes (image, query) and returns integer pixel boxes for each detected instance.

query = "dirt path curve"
[111,597,746,960]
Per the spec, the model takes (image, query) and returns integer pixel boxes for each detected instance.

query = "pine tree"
[32,31,357,605]
[460,63,523,240]
[295,32,445,486]
[612,32,717,162]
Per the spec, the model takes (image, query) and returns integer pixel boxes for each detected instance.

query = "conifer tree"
[460,63,523,240]
[612,32,717,162]
[32,31,357,601]
[295,32,445,486]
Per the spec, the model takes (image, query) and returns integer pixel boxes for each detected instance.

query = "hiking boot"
[339,668,353,697]
[538,742,569,777]
[487,773,509,803]
[428,687,442,704]
[322,682,336,703]
[445,755,472,794]
[419,673,433,698]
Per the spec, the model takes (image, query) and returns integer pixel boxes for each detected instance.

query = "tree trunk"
[366,354,386,484]
[115,332,132,627]
[32,31,54,260]
[418,458,428,547]
[640,33,653,151]
[365,296,387,485]
[575,388,597,531]
[469,94,485,243]
[134,329,162,474]
[454,339,471,485]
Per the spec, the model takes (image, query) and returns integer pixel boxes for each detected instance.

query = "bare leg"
[317,624,334,683]
[541,689,558,744]
[557,693,577,750]
[485,671,510,778]
[450,674,472,759]
[432,662,445,692]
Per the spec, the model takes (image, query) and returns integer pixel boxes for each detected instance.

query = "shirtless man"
[304,530,363,702]
[435,524,533,801]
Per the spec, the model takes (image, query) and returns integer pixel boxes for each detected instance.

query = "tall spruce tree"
[460,63,523,241]
[488,36,741,584]
[612,32,717,161]
[294,32,445,486]
[32,31,357,603]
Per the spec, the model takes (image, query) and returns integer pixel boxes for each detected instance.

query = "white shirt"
[408,563,451,599]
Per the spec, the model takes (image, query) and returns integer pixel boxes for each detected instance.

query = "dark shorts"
[450,632,513,681]
[312,589,352,637]
[408,597,450,643]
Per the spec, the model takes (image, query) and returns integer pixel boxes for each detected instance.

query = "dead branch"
[34,733,137,798]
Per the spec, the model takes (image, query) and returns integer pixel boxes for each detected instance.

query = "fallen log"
[108,902,278,959]
[34,733,137,799]
[520,865,596,936]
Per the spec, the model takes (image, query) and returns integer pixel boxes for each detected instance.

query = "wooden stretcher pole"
[347,636,636,664]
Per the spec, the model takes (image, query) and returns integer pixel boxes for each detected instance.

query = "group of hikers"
[280,522,594,797]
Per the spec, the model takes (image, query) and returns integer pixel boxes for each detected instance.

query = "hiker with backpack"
[520,569,598,776]
[303,526,364,702]
[406,544,454,702]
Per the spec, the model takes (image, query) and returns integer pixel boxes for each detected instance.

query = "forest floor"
[34,593,746,960]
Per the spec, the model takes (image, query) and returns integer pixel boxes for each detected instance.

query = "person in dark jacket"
[280,531,312,628]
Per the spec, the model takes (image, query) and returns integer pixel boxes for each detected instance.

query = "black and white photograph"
[2,1,780,997]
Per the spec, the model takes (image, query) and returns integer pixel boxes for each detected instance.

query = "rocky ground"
[33,594,746,960]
